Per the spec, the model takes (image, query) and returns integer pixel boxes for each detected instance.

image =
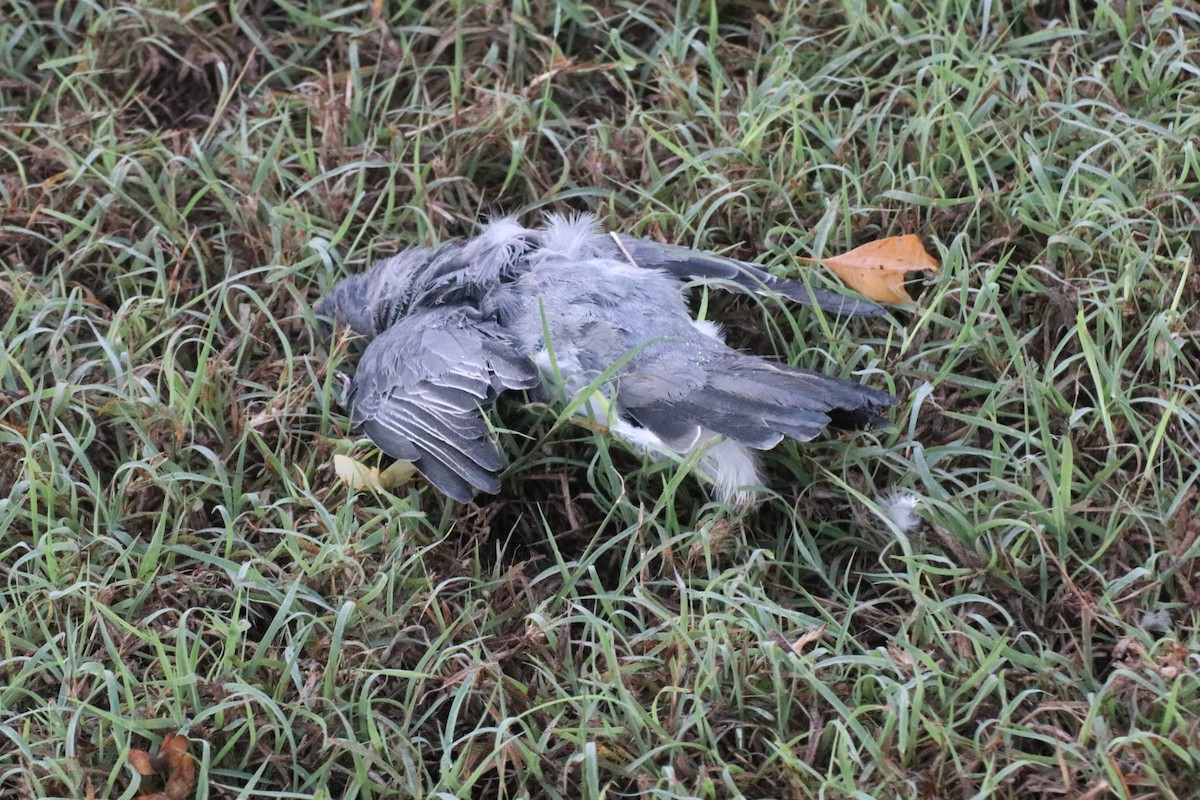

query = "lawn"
[2,1,1199,798]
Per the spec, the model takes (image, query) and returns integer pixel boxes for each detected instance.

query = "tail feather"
[621,357,894,453]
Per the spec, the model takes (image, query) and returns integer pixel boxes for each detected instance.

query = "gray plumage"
[315,214,895,503]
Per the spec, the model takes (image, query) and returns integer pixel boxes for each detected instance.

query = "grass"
[2,0,1199,797]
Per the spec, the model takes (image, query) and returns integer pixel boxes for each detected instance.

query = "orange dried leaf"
[128,748,156,776]
[803,235,939,304]
[157,733,189,763]
[0,419,27,436]
[790,624,828,655]
[134,734,196,800]
[161,737,196,800]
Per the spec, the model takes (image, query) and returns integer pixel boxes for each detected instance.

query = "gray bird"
[315,213,895,503]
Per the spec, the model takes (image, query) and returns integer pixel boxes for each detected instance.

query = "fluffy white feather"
[469,216,531,278]
[539,212,600,258]
[877,490,922,533]
[699,438,762,505]
[690,318,725,342]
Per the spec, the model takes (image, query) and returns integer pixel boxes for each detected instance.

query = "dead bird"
[315,213,895,503]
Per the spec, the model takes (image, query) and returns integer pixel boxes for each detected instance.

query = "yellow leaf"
[803,235,940,304]
[378,458,417,489]
[333,454,381,492]
[333,454,417,493]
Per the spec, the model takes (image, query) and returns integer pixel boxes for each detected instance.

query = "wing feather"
[346,307,538,501]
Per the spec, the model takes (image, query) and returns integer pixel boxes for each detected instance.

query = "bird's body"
[316,213,895,503]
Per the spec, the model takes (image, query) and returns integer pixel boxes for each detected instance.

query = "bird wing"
[346,306,539,501]
[614,335,895,453]
[598,235,885,318]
